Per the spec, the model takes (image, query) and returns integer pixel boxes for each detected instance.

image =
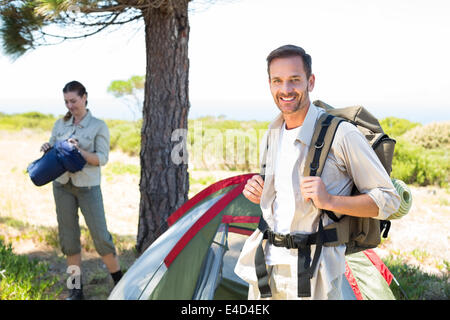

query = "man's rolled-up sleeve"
[337,127,401,220]
[367,187,401,220]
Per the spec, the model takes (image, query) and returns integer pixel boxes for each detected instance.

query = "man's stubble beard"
[275,86,311,115]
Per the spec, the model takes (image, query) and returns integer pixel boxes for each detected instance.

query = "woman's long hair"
[62,81,88,121]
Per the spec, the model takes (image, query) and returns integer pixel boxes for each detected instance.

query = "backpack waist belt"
[254,216,338,298]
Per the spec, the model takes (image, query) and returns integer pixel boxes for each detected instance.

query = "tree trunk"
[136,1,190,254]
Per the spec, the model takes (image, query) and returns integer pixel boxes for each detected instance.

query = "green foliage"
[0,0,46,58]
[0,111,56,131]
[405,121,450,150]
[391,137,449,187]
[379,117,449,187]
[107,75,145,98]
[383,254,449,300]
[20,111,55,119]
[0,238,61,300]
[106,119,141,156]
[107,75,145,119]
[380,117,420,137]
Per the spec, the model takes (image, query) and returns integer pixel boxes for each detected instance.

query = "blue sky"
[0,0,449,123]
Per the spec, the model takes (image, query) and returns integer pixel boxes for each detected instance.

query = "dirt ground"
[0,130,448,299]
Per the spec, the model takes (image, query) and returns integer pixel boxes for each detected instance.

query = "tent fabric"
[108,174,396,300]
[345,261,364,300]
[167,174,255,226]
[213,277,249,300]
[151,177,261,299]
[345,251,395,300]
[363,249,393,286]
[344,249,395,300]
[164,183,245,267]
[150,213,225,300]
[193,224,228,299]
[109,193,229,299]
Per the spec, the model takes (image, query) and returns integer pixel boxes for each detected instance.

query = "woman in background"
[41,81,122,300]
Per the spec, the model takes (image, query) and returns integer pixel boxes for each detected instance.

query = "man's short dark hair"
[266,44,312,79]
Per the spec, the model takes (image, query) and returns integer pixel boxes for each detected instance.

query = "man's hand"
[300,176,332,209]
[300,176,379,217]
[242,175,265,204]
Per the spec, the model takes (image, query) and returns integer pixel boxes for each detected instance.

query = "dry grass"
[376,186,450,276]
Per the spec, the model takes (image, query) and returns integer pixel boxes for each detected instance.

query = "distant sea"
[0,97,448,125]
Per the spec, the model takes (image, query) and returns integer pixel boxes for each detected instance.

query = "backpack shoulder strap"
[303,113,345,177]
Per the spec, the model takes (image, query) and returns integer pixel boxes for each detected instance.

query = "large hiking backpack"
[308,100,396,255]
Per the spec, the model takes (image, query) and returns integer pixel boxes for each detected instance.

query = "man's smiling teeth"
[280,96,295,101]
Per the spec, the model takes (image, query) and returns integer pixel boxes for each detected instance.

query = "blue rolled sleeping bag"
[27,140,87,186]
[27,147,66,186]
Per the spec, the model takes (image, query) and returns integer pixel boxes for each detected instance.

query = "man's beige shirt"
[234,103,400,299]
[49,109,109,187]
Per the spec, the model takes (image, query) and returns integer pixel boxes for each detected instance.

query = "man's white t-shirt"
[265,122,302,266]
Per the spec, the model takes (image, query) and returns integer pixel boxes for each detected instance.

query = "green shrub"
[380,117,420,137]
[107,120,141,156]
[0,112,56,131]
[116,132,140,156]
[391,137,449,187]
[0,239,61,300]
[405,121,450,150]
[20,112,55,119]
[380,117,449,187]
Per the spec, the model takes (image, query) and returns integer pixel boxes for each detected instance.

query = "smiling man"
[268,49,314,123]
[234,45,400,300]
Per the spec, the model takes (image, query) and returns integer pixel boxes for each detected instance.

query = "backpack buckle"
[314,141,324,149]
[289,233,310,249]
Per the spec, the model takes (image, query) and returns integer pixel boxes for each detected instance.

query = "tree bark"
[136,1,190,254]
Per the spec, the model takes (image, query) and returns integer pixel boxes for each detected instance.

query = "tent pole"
[392,276,409,300]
